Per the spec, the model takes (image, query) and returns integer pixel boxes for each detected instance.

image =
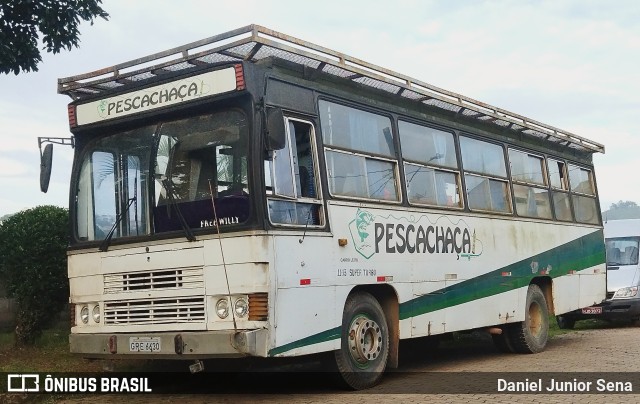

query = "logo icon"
[7,374,40,392]
[348,209,376,259]
[97,99,108,118]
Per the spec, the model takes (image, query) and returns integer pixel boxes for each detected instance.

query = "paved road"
[33,325,640,403]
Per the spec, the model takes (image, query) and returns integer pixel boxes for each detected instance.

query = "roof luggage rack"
[58,24,604,154]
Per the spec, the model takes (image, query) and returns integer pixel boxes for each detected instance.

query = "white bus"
[41,25,606,389]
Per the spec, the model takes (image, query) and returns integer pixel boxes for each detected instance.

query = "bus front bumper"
[70,329,269,359]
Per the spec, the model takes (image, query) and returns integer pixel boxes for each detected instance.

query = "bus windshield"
[74,109,250,242]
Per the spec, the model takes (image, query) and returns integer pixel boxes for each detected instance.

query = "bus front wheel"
[334,291,389,390]
[510,284,549,353]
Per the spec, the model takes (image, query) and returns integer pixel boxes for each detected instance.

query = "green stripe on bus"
[268,229,604,356]
[269,326,341,356]
[399,229,604,319]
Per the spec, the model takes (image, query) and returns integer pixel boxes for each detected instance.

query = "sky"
[1,0,639,217]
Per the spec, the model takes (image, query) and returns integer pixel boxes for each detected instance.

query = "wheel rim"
[528,301,542,337]
[348,314,383,366]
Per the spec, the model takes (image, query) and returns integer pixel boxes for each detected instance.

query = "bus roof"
[58,24,604,154]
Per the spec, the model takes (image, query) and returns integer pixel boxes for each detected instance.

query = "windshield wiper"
[161,178,196,242]
[99,196,136,252]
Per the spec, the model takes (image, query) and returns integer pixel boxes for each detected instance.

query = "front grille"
[104,297,205,325]
[104,267,203,294]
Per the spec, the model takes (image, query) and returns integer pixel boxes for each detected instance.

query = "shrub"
[0,206,69,345]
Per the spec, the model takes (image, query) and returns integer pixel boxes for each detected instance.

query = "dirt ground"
[4,324,635,403]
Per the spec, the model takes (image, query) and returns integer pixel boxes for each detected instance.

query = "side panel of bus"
[268,202,605,357]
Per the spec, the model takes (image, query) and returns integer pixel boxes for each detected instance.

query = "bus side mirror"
[265,107,286,151]
[40,143,53,193]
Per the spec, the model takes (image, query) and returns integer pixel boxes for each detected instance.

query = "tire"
[491,325,516,353]
[510,284,549,353]
[334,292,389,390]
[556,315,575,330]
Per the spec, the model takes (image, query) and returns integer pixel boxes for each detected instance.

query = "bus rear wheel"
[334,291,389,390]
[510,284,549,353]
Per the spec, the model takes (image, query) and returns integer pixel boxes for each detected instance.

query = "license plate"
[129,337,161,352]
[581,306,602,315]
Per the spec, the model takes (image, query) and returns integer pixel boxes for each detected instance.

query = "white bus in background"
[39,25,606,389]
[558,219,640,328]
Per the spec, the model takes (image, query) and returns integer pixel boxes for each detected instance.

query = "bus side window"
[548,158,573,221]
[460,136,511,214]
[568,164,598,224]
[267,119,323,226]
[320,100,399,202]
[548,159,569,190]
[399,120,462,209]
[508,149,552,219]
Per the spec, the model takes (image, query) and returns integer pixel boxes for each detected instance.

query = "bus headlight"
[216,298,229,319]
[234,297,248,318]
[80,306,89,324]
[613,286,638,299]
[92,305,101,323]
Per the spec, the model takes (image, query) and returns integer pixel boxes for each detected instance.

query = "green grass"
[0,324,104,373]
[548,315,568,337]
[0,329,14,347]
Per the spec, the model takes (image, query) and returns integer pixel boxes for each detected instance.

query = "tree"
[0,206,69,345]
[0,0,109,75]
[609,200,639,210]
[603,200,640,221]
